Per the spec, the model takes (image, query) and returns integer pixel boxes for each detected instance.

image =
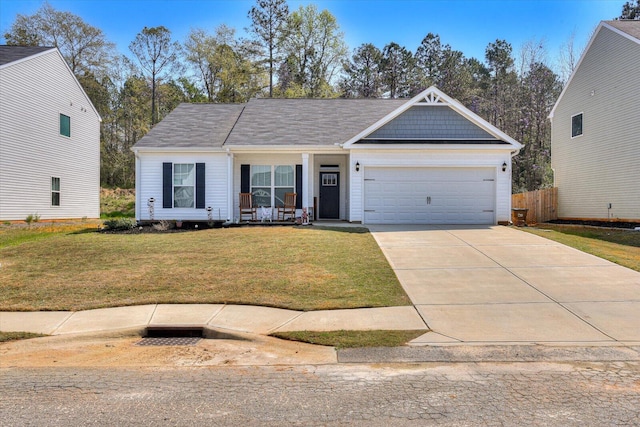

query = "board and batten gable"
[0,48,100,220]
[550,22,640,221]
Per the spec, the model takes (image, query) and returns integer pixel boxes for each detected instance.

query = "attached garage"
[363,167,496,224]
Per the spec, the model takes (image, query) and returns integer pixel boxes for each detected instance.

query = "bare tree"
[3,1,115,78]
[558,31,578,84]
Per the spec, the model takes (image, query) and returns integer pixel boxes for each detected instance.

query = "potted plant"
[175,220,183,228]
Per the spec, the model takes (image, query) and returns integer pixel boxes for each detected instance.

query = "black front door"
[319,172,340,219]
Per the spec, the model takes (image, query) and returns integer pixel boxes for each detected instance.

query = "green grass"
[0,332,46,343]
[523,224,640,272]
[0,222,100,247]
[0,225,409,312]
[271,330,428,349]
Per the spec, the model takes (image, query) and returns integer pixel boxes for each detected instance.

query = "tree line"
[4,0,637,191]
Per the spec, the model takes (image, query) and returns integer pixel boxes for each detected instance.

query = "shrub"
[103,218,136,231]
[25,213,40,226]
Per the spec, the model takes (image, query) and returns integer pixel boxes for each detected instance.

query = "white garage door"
[363,167,496,224]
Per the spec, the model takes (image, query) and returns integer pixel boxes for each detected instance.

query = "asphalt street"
[2,361,639,426]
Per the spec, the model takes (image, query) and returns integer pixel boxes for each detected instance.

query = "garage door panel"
[363,167,496,224]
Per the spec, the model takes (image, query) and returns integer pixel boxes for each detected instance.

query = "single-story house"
[550,20,640,222]
[132,86,522,225]
[0,45,101,221]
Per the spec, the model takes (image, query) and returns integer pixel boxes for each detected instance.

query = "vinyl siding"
[551,25,640,220]
[349,149,513,224]
[136,152,229,221]
[0,50,100,220]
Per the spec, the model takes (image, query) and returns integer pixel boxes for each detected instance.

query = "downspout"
[302,153,309,215]
[227,150,233,221]
[133,149,141,222]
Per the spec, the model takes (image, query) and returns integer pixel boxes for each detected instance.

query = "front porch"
[231,152,351,223]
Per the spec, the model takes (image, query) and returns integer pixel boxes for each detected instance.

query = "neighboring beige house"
[550,20,640,222]
[0,46,101,221]
[132,86,522,225]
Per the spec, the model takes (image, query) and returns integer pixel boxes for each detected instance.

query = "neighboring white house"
[550,20,640,222]
[0,46,101,221]
[132,86,522,225]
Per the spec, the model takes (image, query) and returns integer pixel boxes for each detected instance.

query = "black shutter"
[196,163,205,209]
[241,164,250,193]
[163,162,172,208]
[295,164,302,209]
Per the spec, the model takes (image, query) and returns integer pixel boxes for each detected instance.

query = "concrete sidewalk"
[369,224,640,347]
[0,304,427,336]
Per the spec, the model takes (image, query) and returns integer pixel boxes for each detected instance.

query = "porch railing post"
[302,153,310,215]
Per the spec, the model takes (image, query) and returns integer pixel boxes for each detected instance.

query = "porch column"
[227,152,234,221]
[302,153,309,212]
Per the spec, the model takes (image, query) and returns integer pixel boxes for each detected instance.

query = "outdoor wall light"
[502,162,507,172]
[355,161,360,172]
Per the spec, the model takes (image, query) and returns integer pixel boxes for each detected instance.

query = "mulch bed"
[548,219,640,230]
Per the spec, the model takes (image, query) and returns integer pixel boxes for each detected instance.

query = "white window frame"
[250,165,295,208]
[51,177,60,206]
[322,173,338,186]
[173,163,195,208]
[571,112,583,138]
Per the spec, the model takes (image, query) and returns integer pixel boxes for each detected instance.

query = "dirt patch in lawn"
[0,330,337,367]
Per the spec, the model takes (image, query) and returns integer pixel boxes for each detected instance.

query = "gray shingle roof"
[0,45,55,67]
[224,98,406,146]
[133,103,245,149]
[605,20,640,41]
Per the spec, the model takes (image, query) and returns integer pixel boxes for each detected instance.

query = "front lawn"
[0,225,409,312]
[522,224,640,272]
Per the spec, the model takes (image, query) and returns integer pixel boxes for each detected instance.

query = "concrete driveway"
[369,225,640,346]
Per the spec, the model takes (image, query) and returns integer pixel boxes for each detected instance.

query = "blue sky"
[0,0,623,69]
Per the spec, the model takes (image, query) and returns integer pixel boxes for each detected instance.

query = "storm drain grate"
[136,337,202,346]
[136,326,205,346]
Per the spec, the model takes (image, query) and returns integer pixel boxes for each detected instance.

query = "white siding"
[136,152,229,221]
[349,149,513,224]
[0,50,100,220]
[551,26,640,220]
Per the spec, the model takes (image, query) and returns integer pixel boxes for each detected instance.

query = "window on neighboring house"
[60,114,70,137]
[571,113,583,138]
[251,165,295,207]
[51,177,60,206]
[173,164,194,208]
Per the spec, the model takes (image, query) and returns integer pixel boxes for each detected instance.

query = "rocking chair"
[239,193,256,221]
[277,192,297,221]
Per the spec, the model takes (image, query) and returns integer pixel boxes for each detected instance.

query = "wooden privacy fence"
[511,187,558,225]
